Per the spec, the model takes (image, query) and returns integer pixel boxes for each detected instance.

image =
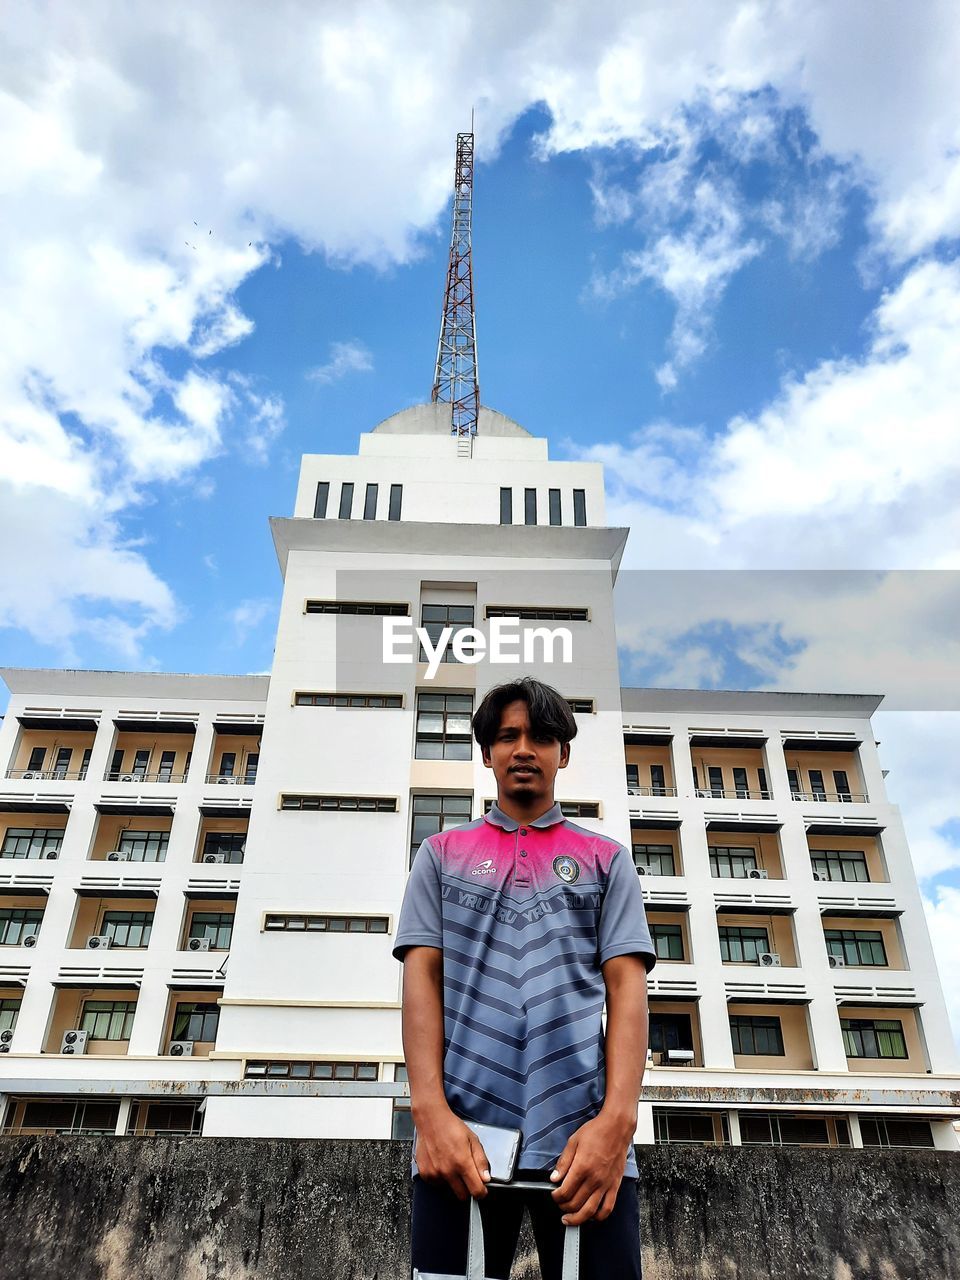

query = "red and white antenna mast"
[432,129,480,437]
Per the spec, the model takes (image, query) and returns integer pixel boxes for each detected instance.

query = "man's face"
[481,699,569,807]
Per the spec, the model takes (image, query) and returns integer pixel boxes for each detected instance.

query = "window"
[649,1013,693,1055]
[26,747,46,773]
[116,830,169,863]
[338,482,354,519]
[719,925,771,964]
[626,764,640,789]
[707,766,724,798]
[131,749,150,779]
[188,912,234,949]
[833,770,852,801]
[500,488,513,525]
[245,1059,378,1081]
[524,488,537,525]
[172,1002,220,1043]
[415,692,473,760]
[0,908,43,945]
[157,750,176,782]
[109,748,124,778]
[650,764,667,796]
[739,1114,831,1146]
[809,769,827,800]
[100,911,154,948]
[787,768,801,798]
[859,1117,934,1148]
[420,603,475,663]
[392,1063,414,1139]
[9,1099,120,1136]
[573,489,586,526]
[566,698,595,714]
[79,1000,137,1041]
[1,827,64,859]
[733,767,749,799]
[654,1110,722,1145]
[410,794,472,867]
[824,929,888,967]
[305,600,409,616]
[363,483,378,520]
[650,923,684,961]
[218,751,236,778]
[549,489,561,526]
[388,484,402,521]
[244,753,259,783]
[264,913,388,933]
[730,1015,784,1056]
[79,748,92,779]
[841,1018,907,1059]
[135,1102,203,1136]
[201,831,245,862]
[51,748,72,778]
[632,844,676,876]
[757,767,769,799]
[280,794,397,812]
[0,997,21,1033]
[485,606,589,621]
[313,482,329,518]
[709,847,759,878]
[559,802,600,818]
[295,692,403,708]
[811,850,869,883]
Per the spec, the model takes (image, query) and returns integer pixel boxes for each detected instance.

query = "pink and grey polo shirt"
[393,800,656,1177]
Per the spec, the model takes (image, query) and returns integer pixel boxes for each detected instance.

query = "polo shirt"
[393,800,656,1177]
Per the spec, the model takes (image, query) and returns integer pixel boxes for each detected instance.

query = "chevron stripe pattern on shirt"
[393,801,656,1176]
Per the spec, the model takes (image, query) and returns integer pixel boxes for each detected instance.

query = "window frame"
[414,691,474,761]
[729,1014,785,1056]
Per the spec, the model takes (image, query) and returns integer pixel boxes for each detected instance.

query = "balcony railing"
[7,769,89,782]
[627,785,679,798]
[103,771,188,784]
[205,773,257,786]
[695,787,772,801]
[790,790,868,804]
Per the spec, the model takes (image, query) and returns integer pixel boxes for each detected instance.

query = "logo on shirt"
[471,859,498,877]
[553,855,581,884]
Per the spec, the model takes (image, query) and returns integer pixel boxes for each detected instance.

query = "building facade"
[1,402,958,1151]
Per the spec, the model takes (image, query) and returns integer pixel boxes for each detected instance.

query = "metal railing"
[6,769,89,782]
[695,787,772,801]
[627,785,679,798]
[205,773,257,786]
[103,771,188,784]
[790,791,868,804]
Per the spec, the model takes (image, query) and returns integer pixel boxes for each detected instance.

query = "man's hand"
[413,1104,491,1202]
[549,1112,634,1225]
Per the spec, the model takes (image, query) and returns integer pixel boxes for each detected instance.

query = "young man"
[394,677,655,1279]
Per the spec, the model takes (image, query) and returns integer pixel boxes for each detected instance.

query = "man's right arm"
[401,946,490,1201]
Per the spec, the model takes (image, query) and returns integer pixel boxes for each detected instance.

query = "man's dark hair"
[472,677,578,751]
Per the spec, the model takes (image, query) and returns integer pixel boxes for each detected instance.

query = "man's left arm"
[549,955,648,1225]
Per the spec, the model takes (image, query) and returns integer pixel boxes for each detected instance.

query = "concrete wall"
[0,1138,957,1280]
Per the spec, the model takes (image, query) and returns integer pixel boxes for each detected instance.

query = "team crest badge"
[553,855,580,884]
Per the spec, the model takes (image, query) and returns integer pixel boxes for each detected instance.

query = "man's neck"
[495,794,557,825]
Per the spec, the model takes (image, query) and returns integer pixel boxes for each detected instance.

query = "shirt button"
[520,828,527,835]
[520,850,528,857]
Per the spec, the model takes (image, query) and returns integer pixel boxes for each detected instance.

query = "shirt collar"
[483,800,565,832]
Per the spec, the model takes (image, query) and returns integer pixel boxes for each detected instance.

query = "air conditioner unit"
[120,774,135,783]
[828,954,846,969]
[747,868,769,880]
[759,952,781,967]
[106,850,130,861]
[636,865,648,876]
[21,771,38,781]
[188,937,211,952]
[61,1030,88,1054]
[665,1049,695,1065]
[217,776,232,785]
[22,934,38,948]
[86,934,112,950]
[169,1040,194,1057]
[203,853,227,864]
[0,1043,10,1054]
[812,871,828,882]
[0,1029,14,1045]
[43,848,60,860]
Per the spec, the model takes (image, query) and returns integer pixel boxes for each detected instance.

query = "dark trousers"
[411,1170,642,1279]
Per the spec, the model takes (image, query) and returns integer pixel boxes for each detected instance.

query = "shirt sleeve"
[598,843,657,971]
[392,837,443,961]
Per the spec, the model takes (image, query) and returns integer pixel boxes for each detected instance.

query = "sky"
[1,2,959,1043]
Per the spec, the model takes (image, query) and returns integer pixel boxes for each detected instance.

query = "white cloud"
[306,340,374,385]
[228,598,275,646]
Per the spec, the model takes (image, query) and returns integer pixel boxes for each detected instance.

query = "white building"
[1,401,958,1151]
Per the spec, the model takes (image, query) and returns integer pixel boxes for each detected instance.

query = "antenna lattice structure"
[432,131,479,437]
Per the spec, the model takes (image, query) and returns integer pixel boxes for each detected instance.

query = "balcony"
[205,730,260,793]
[785,748,867,806]
[695,786,771,801]
[103,771,188,784]
[7,768,89,783]
[204,772,256,786]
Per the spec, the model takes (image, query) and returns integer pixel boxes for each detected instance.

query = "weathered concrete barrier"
[0,1137,957,1279]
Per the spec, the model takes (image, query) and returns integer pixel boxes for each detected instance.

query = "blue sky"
[2,1,960,1039]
